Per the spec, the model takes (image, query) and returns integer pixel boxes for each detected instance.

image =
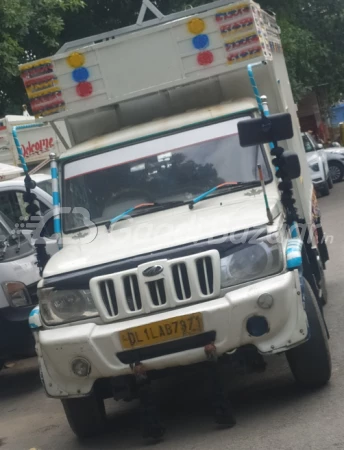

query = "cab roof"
[60,98,257,162]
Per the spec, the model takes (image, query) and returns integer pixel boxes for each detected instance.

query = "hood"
[44,183,282,278]
[0,253,40,286]
[306,153,320,167]
[324,147,344,155]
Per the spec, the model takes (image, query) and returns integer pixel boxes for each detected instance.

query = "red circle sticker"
[197,51,214,66]
[76,81,93,97]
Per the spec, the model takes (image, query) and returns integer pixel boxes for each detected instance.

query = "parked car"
[0,170,57,255]
[324,145,344,183]
[302,132,332,196]
[0,211,41,369]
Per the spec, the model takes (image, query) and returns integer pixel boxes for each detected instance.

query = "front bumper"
[0,305,36,359]
[311,174,326,187]
[36,270,308,398]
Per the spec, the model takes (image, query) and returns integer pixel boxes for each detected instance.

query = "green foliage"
[259,0,344,102]
[1,0,344,114]
[0,0,84,115]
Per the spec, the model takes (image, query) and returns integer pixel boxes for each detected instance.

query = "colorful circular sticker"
[192,34,210,50]
[197,51,214,66]
[67,52,85,68]
[72,67,90,83]
[76,81,93,97]
[188,18,206,35]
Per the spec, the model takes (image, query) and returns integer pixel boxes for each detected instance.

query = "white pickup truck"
[0,115,70,170]
[20,0,332,441]
[0,210,41,369]
[0,167,57,255]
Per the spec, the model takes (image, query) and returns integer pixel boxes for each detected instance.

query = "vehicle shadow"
[70,355,324,450]
[0,357,41,400]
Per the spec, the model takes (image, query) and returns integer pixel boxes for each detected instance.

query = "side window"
[302,136,314,153]
[0,190,54,238]
[0,191,23,225]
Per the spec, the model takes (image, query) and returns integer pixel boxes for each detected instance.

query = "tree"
[1,0,344,114]
[258,0,344,102]
[61,0,344,103]
[0,0,84,116]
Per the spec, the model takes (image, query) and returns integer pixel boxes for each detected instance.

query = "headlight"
[2,282,31,307]
[220,235,284,288]
[310,163,320,172]
[38,289,98,326]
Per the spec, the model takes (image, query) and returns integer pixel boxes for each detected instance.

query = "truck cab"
[20,0,331,440]
[0,168,57,255]
[0,210,41,369]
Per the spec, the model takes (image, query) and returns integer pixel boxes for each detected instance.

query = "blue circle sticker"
[72,67,90,83]
[192,34,210,50]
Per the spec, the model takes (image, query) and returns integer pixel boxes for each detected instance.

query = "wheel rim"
[330,165,341,182]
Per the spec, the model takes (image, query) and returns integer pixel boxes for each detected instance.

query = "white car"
[0,173,57,255]
[0,211,41,368]
[324,145,344,183]
[302,132,332,196]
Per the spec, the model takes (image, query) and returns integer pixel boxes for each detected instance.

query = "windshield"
[0,211,33,261]
[0,211,14,241]
[303,134,316,153]
[0,220,10,241]
[37,179,53,196]
[63,117,272,233]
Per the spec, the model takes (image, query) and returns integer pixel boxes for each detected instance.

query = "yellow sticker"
[67,52,85,68]
[187,18,205,35]
[27,86,62,100]
[20,59,52,71]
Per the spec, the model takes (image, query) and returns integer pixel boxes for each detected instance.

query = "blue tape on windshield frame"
[50,154,62,246]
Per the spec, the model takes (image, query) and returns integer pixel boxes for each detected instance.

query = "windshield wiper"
[189,181,261,210]
[106,201,185,231]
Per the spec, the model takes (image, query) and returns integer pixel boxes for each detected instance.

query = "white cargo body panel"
[19,1,279,124]
[0,116,71,167]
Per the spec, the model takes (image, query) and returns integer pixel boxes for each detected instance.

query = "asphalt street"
[1,184,344,450]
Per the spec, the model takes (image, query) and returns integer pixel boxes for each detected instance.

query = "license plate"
[119,313,204,350]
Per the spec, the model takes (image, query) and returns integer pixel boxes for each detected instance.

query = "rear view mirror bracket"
[237,110,301,231]
[237,113,294,148]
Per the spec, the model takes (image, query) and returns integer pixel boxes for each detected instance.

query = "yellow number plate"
[119,313,204,350]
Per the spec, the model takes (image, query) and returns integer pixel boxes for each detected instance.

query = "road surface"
[1,185,344,450]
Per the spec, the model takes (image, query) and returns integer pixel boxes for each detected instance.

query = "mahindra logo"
[142,265,164,277]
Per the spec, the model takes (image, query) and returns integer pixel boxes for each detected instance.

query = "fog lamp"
[71,358,91,377]
[257,293,274,310]
[247,316,269,337]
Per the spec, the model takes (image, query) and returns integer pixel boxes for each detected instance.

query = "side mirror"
[238,113,294,147]
[316,143,324,150]
[276,151,301,180]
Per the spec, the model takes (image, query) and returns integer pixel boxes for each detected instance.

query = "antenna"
[257,164,274,225]
[137,0,164,26]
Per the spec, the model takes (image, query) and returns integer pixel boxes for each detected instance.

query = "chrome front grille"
[123,275,142,312]
[99,279,118,317]
[90,250,220,323]
[196,256,214,296]
[172,263,191,301]
[147,279,167,306]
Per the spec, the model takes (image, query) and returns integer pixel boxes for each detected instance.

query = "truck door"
[0,188,58,256]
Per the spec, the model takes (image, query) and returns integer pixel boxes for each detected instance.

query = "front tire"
[327,174,334,190]
[329,161,344,183]
[62,392,106,438]
[320,181,330,197]
[286,279,331,388]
